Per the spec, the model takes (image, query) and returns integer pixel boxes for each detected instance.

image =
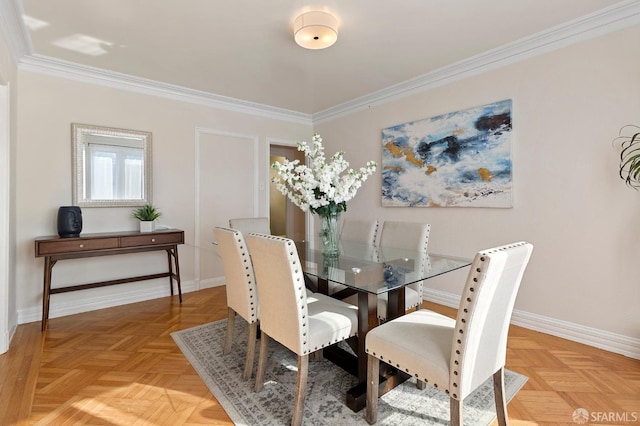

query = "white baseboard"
[0,328,9,354]
[18,280,197,325]
[199,277,225,289]
[511,310,640,360]
[423,288,461,309]
[0,311,16,354]
[423,288,640,360]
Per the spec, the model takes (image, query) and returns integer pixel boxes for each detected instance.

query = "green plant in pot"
[132,204,162,232]
[616,125,640,189]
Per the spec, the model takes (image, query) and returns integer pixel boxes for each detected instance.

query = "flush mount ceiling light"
[294,10,338,50]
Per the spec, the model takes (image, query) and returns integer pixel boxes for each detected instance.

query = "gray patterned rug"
[171,319,527,425]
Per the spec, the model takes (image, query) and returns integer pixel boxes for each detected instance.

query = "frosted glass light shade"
[294,11,338,49]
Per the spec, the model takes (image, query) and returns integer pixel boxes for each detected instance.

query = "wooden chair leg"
[365,354,380,424]
[416,379,426,390]
[450,398,462,426]
[242,321,258,380]
[291,354,309,426]
[223,308,235,354]
[254,333,269,392]
[493,367,509,426]
[312,349,323,361]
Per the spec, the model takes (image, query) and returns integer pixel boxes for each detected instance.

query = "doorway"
[269,145,306,240]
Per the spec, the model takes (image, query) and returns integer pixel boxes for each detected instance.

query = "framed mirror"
[72,123,152,207]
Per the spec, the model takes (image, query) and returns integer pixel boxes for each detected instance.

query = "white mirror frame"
[72,123,153,207]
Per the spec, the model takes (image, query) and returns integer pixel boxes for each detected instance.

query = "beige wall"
[315,25,640,343]
[6,22,640,356]
[15,71,311,321]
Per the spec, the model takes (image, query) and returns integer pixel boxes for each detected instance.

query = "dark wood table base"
[312,275,409,412]
[347,369,411,412]
[323,342,409,412]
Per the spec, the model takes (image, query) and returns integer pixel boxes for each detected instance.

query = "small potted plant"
[132,204,162,232]
[616,124,640,189]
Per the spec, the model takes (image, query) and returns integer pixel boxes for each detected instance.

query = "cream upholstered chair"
[213,227,259,381]
[375,221,430,320]
[365,241,533,425]
[228,217,270,235]
[246,233,358,426]
[340,218,379,246]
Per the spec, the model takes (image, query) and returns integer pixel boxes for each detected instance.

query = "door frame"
[0,83,11,353]
[266,137,311,241]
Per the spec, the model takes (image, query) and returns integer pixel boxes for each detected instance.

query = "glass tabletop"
[296,240,472,295]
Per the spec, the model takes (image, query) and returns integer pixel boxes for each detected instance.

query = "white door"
[195,129,259,288]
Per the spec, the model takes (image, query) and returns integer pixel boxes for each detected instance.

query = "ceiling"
[6,0,635,115]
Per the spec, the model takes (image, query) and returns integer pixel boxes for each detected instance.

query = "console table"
[35,228,184,331]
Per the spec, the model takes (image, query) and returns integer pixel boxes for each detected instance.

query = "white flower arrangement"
[271,134,377,218]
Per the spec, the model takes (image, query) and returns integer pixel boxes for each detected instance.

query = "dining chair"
[245,233,358,426]
[364,241,533,426]
[324,218,380,296]
[340,218,379,246]
[228,216,271,235]
[212,226,259,381]
[375,220,431,320]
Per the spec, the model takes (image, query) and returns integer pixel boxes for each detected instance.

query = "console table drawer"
[120,231,183,248]
[37,238,120,255]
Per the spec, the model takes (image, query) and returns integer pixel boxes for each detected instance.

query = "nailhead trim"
[217,229,260,322]
[445,241,529,399]
[245,232,358,360]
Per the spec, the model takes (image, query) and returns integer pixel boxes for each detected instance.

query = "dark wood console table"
[35,229,184,331]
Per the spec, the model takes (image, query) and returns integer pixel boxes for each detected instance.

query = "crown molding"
[18,54,313,125]
[0,0,32,62]
[313,0,640,124]
[3,0,311,126]
[3,1,639,125]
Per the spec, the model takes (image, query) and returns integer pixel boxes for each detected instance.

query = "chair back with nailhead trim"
[245,233,311,354]
[214,227,258,323]
[449,241,533,400]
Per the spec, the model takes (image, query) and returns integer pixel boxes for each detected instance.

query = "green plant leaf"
[616,126,640,189]
[132,204,162,221]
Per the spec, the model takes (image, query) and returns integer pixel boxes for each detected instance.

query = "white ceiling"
[4,0,638,116]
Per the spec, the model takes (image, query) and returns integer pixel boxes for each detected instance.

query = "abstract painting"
[381,99,513,208]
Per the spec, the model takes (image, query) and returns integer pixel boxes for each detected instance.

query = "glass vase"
[319,212,341,257]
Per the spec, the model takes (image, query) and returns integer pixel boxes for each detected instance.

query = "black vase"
[57,206,82,238]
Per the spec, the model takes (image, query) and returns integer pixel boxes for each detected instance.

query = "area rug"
[171,319,527,425]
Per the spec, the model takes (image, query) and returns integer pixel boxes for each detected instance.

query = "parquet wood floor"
[1,286,638,425]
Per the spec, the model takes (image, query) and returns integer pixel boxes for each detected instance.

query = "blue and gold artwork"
[381,99,513,208]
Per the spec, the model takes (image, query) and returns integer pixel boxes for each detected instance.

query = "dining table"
[296,239,472,412]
